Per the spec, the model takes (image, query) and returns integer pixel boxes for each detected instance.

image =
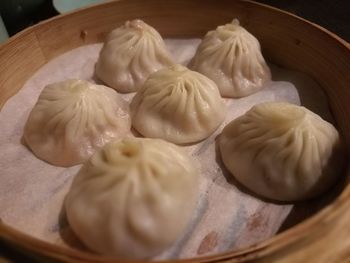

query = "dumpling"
[219,102,344,201]
[23,79,131,167]
[189,19,271,98]
[95,19,173,93]
[131,64,226,144]
[65,137,198,259]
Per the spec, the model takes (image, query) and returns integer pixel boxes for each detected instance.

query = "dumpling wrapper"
[23,79,131,167]
[219,102,344,201]
[190,19,271,98]
[96,19,174,93]
[65,137,199,259]
[131,64,226,144]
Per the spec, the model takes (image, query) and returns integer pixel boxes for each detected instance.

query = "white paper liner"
[0,39,332,259]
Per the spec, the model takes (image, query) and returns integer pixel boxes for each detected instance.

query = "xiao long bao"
[190,19,271,98]
[65,138,199,259]
[23,79,131,167]
[95,19,174,93]
[219,102,344,201]
[131,64,226,144]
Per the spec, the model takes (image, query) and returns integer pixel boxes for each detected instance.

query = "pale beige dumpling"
[131,64,226,144]
[189,19,271,98]
[95,19,173,93]
[23,79,131,167]
[219,102,344,201]
[65,137,198,259]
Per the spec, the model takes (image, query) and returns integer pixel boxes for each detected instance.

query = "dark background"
[0,0,349,262]
[257,0,349,41]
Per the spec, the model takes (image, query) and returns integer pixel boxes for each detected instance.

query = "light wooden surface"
[0,0,349,262]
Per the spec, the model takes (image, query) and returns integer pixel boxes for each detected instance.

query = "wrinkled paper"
[0,39,332,259]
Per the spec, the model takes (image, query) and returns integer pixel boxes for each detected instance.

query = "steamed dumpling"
[95,19,173,93]
[189,19,271,98]
[219,102,344,201]
[131,64,226,144]
[65,137,198,259]
[23,79,131,167]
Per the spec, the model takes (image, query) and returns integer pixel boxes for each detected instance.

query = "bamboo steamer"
[0,0,349,262]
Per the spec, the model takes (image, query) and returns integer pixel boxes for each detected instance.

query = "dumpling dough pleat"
[65,137,198,259]
[190,19,271,98]
[96,19,174,93]
[219,102,344,201]
[131,64,226,144]
[23,79,131,167]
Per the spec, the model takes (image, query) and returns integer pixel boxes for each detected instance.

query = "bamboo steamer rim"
[0,0,349,262]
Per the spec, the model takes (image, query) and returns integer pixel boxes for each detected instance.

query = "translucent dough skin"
[189,19,271,98]
[23,79,131,167]
[65,138,198,259]
[95,19,173,93]
[131,64,226,144]
[219,102,343,201]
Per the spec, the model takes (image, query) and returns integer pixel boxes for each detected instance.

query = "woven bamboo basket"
[0,0,349,262]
